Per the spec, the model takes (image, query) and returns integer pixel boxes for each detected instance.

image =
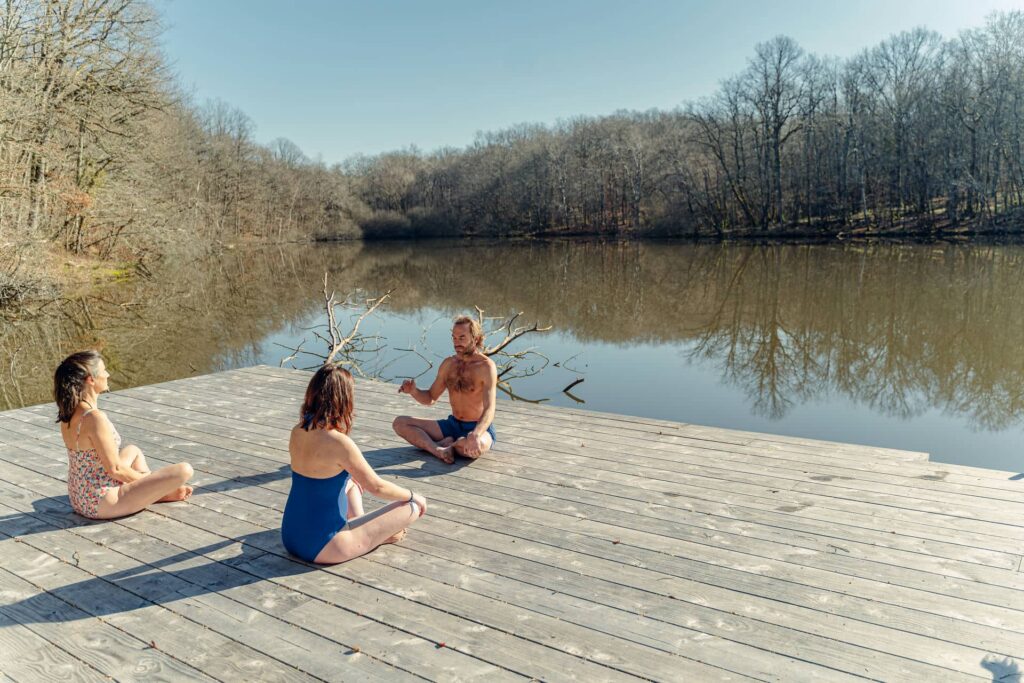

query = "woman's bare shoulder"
[291,426,357,454]
[80,408,112,431]
[332,430,360,454]
[290,427,358,475]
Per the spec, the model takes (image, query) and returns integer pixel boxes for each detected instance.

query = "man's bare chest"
[446,361,485,394]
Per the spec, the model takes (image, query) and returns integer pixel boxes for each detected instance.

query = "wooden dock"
[0,365,1022,681]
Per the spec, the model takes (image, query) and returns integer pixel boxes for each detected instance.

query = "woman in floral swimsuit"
[56,351,196,520]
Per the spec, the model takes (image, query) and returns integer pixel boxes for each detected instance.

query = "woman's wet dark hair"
[300,364,355,433]
[54,350,102,424]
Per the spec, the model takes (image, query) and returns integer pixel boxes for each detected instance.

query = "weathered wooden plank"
[33,386,1024,554]
[234,365,933,462]
[6,405,1024,651]
[0,460,703,681]
[163,365,917,467]
[0,479,320,683]
[4,365,1022,682]
[126,374,1024,518]
[346,373,930,461]
[0,610,111,683]
[402,527,1007,680]
[0,482,628,683]
[240,365,932,462]
[8,405,1024,630]
[128,374,1024,524]
[112,378,1024,505]
[22,389,1019,572]
[250,366,932,465]
[0,486,493,683]
[22,393,1024,581]
[0,443,915,681]
[9,402,1024,618]
[108,516,518,683]
[4,432,1019,683]
[132,393,1024,602]
[0,551,223,682]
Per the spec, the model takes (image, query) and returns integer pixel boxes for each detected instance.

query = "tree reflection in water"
[4,240,1024,435]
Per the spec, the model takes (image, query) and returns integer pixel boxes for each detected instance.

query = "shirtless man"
[392,316,498,464]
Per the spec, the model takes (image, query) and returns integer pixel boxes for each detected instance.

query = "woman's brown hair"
[300,364,355,433]
[54,350,102,424]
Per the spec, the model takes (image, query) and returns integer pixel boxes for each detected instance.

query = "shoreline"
[6,227,1024,314]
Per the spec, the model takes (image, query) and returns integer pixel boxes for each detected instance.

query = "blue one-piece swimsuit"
[281,469,350,562]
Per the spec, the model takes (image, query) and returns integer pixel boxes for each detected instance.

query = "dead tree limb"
[280,272,393,370]
[563,377,585,392]
[481,309,553,357]
[321,273,393,364]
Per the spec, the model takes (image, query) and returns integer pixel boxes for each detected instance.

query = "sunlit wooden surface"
[0,365,1021,681]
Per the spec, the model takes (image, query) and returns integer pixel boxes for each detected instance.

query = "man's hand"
[462,432,482,458]
[399,379,415,395]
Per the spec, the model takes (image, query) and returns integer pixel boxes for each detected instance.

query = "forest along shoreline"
[3,2,1024,310]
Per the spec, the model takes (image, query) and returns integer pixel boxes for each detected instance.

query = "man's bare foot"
[438,437,455,447]
[432,444,455,464]
[451,437,482,459]
[382,528,407,545]
[158,485,193,503]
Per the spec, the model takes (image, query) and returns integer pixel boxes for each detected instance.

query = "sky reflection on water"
[6,240,1023,472]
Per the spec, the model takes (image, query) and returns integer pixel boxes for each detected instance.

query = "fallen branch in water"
[282,285,584,399]
[478,307,553,357]
[474,307,556,383]
[279,272,393,371]
[323,274,393,364]
[498,381,550,404]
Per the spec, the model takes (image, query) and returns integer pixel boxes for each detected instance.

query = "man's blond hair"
[453,315,484,350]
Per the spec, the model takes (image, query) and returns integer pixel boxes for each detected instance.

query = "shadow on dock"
[193,464,291,496]
[0,495,101,538]
[366,445,476,476]
[4,530,317,623]
[981,654,1021,682]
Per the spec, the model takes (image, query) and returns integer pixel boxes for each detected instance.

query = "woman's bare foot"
[158,485,193,503]
[382,528,407,544]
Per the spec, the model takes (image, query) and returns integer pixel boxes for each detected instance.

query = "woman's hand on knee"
[411,492,427,517]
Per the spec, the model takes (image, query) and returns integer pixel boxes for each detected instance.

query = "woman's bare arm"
[339,436,413,502]
[82,411,144,484]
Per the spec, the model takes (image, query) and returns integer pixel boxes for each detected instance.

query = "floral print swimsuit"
[67,409,122,518]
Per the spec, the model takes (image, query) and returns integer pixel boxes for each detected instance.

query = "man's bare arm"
[472,361,498,436]
[401,359,450,406]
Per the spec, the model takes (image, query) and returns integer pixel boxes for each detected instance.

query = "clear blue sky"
[158,0,1019,163]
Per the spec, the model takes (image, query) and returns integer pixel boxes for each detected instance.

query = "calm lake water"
[5,240,1023,472]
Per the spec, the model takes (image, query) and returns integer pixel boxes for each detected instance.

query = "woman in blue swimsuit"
[281,364,426,564]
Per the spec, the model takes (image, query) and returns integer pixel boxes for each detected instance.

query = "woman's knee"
[392,416,407,433]
[316,533,362,564]
[176,462,194,482]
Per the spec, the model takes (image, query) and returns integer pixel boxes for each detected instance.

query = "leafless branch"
[497,381,550,404]
[276,340,305,367]
[563,377,585,392]
[278,272,393,370]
